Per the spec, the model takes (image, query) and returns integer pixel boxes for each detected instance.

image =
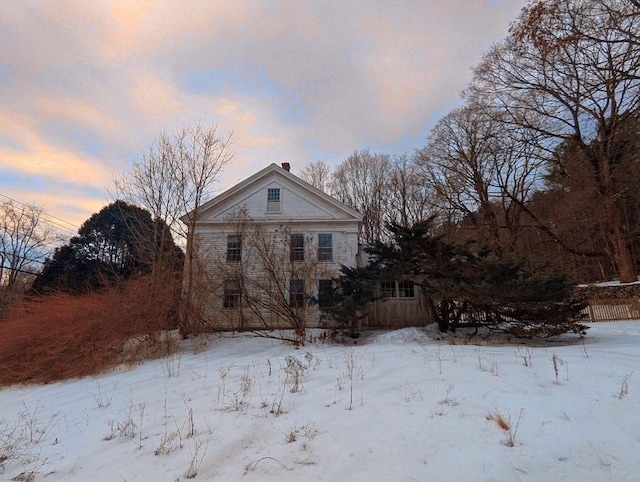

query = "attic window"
[267,188,281,213]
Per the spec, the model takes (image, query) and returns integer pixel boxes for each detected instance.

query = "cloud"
[0,0,527,231]
[0,108,110,179]
[132,72,183,120]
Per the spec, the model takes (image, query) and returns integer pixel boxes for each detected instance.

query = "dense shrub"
[0,272,181,386]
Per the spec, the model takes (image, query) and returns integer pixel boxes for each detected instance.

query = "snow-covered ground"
[1,322,639,482]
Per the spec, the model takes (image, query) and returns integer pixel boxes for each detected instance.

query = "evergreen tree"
[31,201,183,294]
[316,265,378,338]
[321,219,587,338]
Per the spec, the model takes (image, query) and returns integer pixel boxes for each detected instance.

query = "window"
[223,280,240,309]
[398,281,415,298]
[267,188,280,202]
[226,235,241,262]
[289,279,305,307]
[267,188,281,213]
[318,233,333,262]
[317,279,334,307]
[290,233,304,261]
[380,281,415,298]
[380,281,397,298]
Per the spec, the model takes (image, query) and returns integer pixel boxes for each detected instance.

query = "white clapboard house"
[182,162,431,332]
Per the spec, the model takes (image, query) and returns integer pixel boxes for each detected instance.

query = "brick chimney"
[281,162,290,172]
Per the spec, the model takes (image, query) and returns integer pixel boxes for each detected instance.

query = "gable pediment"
[183,164,363,225]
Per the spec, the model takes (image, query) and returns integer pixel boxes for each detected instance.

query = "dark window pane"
[290,233,304,261]
[223,280,240,308]
[318,279,334,307]
[398,281,415,298]
[289,278,305,307]
[318,233,333,261]
[380,281,397,298]
[227,235,242,262]
[267,188,280,202]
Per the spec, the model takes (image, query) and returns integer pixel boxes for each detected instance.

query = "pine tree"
[31,201,184,294]
[321,219,588,338]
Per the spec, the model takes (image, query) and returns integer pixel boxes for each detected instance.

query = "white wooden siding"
[187,164,365,331]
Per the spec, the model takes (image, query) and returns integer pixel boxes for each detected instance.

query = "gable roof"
[181,163,363,224]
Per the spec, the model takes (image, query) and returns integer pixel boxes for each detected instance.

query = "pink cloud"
[1,0,527,232]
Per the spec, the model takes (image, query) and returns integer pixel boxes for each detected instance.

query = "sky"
[0,0,528,232]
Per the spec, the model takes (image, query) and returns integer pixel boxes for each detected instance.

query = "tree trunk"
[604,179,637,283]
[425,296,446,332]
[609,218,637,283]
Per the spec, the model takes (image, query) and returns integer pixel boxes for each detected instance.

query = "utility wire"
[0,251,46,266]
[0,193,79,229]
[0,265,41,277]
[0,193,79,235]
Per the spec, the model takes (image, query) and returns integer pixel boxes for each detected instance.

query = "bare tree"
[524,112,640,280]
[331,150,392,244]
[1,200,57,316]
[418,104,542,257]
[195,208,333,345]
[113,124,234,334]
[303,154,434,243]
[385,154,434,229]
[468,0,639,281]
[298,160,333,194]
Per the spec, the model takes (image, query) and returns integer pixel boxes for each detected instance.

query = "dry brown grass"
[487,411,510,431]
[0,273,181,386]
[487,408,525,447]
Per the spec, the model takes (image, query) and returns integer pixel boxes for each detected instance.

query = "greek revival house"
[182,162,432,333]
[182,163,363,332]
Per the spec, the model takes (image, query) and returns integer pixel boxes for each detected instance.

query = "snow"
[577,280,640,287]
[2,322,639,482]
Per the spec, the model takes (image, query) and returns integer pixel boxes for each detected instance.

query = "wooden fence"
[364,297,640,326]
[364,297,433,328]
[582,298,640,322]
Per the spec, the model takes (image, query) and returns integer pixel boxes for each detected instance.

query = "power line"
[0,193,79,228]
[0,265,41,277]
[0,193,79,235]
[0,251,46,266]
